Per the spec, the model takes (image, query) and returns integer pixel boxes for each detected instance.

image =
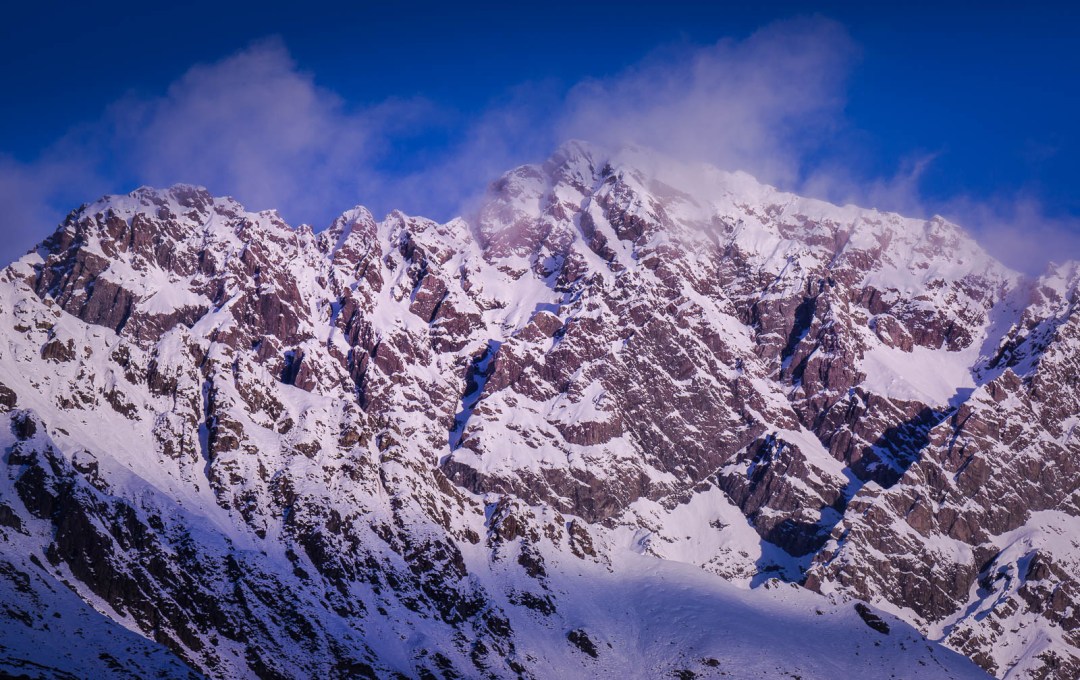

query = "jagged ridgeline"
[1,141,1077,679]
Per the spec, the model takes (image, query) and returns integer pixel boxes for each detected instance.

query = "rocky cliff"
[1,141,1075,678]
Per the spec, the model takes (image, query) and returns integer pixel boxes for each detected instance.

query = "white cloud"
[937,196,1080,274]
[379,17,858,220]
[558,17,856,188]
[801,154,1080,274]
[112,38,431,224]
[0,20,1075,274]
[0,37,435,261]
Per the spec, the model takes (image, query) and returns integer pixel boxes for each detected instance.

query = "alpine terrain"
[0,141,1076,679]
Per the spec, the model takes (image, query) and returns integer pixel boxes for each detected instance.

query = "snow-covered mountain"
[1,141,1076,678]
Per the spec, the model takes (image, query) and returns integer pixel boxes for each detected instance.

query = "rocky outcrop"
[0,143,1071,678]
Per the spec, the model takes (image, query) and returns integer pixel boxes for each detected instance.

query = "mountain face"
[0,141,1075,679]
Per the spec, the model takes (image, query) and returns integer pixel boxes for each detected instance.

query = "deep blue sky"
[1,1,1078,269]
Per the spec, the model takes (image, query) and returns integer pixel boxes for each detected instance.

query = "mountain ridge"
[0,141,1076,678]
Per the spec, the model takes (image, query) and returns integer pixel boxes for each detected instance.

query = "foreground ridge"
[1,142,1075,678]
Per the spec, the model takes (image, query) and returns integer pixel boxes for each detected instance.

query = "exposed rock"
[0,144,1069,679]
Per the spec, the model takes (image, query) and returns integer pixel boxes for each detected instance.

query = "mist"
[0,18,1076,275]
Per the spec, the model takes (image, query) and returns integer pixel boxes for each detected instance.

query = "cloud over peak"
[560,17,856,187]
[0,18,1074,274]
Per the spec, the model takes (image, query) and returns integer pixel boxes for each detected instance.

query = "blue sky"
[1,1,1077,271]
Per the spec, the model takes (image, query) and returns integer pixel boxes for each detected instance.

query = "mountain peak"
[0,148,1074,679]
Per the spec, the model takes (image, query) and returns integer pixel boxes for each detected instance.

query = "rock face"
[0,141,1073,679]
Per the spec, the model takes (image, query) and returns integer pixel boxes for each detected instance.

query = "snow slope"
[0,142,1073,678]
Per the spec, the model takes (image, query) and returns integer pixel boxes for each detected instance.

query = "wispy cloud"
[936,196,1080,274]
[0,38,436,259]
[115,39,445,221]
[0,19,1076,274]
[801,153,1080,274]
[558,17,856,188]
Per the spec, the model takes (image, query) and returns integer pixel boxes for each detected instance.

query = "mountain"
[0,141,1075,679]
